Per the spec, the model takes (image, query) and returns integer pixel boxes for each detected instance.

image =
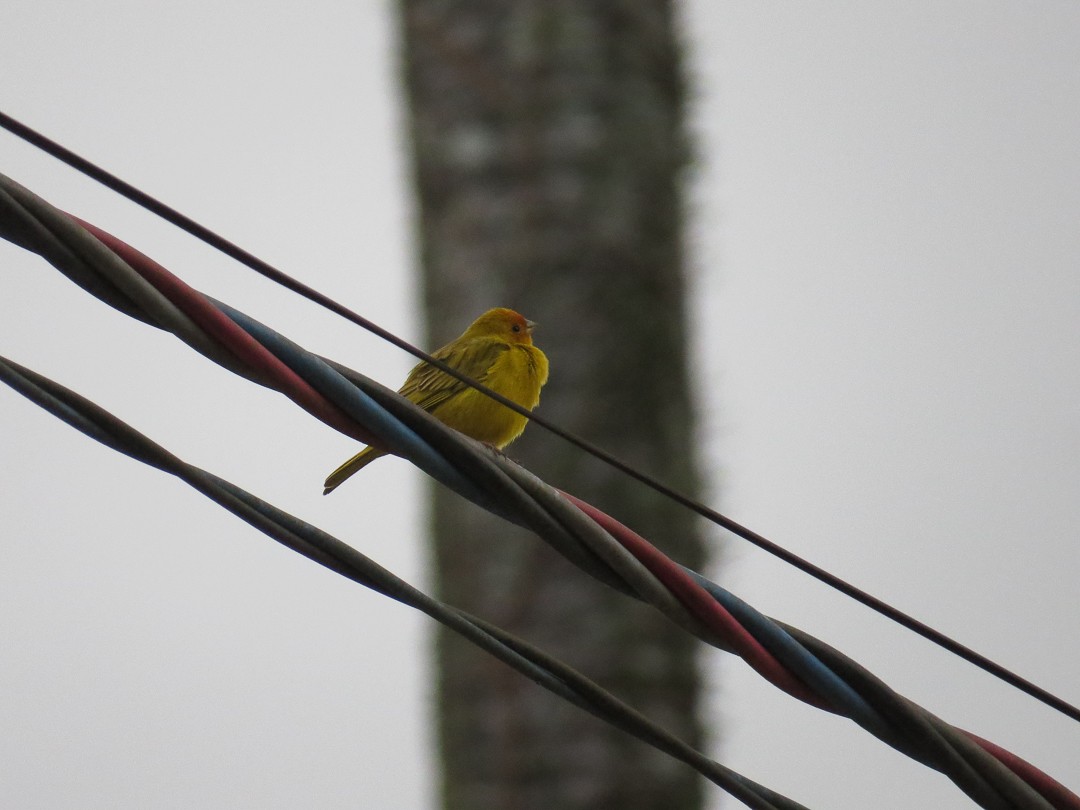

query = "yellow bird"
[323,307,549,495]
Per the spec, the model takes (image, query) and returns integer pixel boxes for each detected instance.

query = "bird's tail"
[323,446,385,495]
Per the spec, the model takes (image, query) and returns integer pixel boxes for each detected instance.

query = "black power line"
[2,109,1077,725]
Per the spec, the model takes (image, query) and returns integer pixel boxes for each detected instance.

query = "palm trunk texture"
[396,3,710,808]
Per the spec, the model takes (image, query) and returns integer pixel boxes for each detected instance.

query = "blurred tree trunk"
[396,3,708,809]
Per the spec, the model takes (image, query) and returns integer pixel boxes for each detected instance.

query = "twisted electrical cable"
[1,173,1077,809]
[4,110,1077,730]
[0,355,806,810]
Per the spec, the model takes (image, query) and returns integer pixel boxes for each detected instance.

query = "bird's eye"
[512,324,521,332]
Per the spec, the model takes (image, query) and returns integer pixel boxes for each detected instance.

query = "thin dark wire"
[3,109,1077,725]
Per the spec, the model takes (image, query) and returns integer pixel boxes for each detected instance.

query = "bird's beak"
[525,319,537,334]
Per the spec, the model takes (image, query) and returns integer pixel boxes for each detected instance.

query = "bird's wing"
[398,338,509,413]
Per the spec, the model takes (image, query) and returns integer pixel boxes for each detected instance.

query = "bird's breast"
[433,344,546,448]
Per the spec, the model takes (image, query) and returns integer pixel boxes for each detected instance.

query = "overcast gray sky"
[1,3,1077,808]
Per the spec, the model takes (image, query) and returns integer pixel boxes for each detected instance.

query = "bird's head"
[464,308,537,345]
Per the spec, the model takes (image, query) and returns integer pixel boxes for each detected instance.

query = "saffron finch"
[323,307,549,494]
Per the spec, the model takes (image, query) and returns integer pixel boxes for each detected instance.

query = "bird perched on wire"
[323,307,549,495]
